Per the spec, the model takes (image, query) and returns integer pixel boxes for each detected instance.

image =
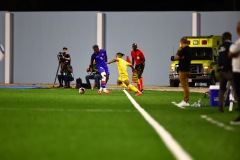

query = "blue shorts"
[97,65,110,75]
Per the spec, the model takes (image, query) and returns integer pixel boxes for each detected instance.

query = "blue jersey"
[91,49,107,67]
[91,49,110,75]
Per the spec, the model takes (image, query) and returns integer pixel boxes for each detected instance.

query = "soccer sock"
[99,81,106,92]
[137,83,141,91]
[101,81,106,89]
[128,84,140,93]
[140,77,143,90]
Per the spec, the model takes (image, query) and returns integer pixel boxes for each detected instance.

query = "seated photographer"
[57,61,74,88]
[85,60,101,89]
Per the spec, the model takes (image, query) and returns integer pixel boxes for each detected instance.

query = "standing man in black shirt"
[59,47,71,74]
[59,47,71,66]
[56,47,72,87]
[174,37,192,107]
[217,32,233,112]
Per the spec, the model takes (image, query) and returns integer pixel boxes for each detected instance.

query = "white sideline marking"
[201,115,234,131]
[0,107,133,113]
[123,90,193,160]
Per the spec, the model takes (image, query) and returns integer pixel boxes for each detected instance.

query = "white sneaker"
[177,100,190,107]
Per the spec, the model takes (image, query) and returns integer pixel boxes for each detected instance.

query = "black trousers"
[58,75,74,86]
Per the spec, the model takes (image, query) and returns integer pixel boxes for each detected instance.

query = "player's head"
[92,44,100,53]
[132,43,137,50]
[116,52,125,58]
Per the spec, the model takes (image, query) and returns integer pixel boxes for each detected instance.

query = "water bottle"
[197,98,201,107]
[190,99,201,107]
[190,102,198,107]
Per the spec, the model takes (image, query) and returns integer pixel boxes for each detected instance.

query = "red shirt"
[131,49,145,65]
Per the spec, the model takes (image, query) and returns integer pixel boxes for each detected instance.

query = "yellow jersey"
[116,57,131,76]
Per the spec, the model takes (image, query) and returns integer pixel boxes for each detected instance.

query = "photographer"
[57,61,74,88]
[58,47,71,66]
[85,60,101,89]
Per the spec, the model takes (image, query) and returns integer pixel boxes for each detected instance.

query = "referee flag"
[126,55,131,64]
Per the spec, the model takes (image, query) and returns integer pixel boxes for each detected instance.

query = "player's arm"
[90,57,94,69]
[142,57,145,64]
[140,51,145,64]
[131,52,135,66]
[127,63,137,73]
[105,52,108,62]
[131,57,135,66]
[107,58,117,64]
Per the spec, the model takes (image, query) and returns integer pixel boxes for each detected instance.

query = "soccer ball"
[79,87,85,94]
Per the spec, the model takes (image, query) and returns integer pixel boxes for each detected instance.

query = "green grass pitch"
[0,88,239,160]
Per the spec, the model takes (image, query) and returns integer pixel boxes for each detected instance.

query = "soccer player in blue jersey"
[90,45,110,94]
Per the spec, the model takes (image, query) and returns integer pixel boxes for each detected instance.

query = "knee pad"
[101,72,106,82]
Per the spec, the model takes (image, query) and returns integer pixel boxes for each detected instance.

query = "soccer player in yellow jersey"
[107,52,142,96]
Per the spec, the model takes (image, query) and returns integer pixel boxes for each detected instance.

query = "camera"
[58,52,66,63]
[58,52,64,58]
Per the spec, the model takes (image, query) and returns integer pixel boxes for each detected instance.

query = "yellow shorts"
[118,74,129,82]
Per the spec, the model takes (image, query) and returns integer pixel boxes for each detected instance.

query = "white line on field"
[123,90,193,160]
[0,107,133,113]
[201,115,234,131]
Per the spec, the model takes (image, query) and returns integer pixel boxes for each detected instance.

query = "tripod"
[52,56,62,88]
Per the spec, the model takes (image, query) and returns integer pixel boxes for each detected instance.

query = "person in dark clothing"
[217,32,234,112]
[57,47,73,88]
[58,47,71,67]
[57,63,74,88]
[131,43,145,92]
[174,36,192,107]
[85,60,101,89]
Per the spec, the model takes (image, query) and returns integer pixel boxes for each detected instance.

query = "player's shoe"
[177,100,189,107]
[230,116,240,125]
[98,90,101,95]
[135,91,142,96]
